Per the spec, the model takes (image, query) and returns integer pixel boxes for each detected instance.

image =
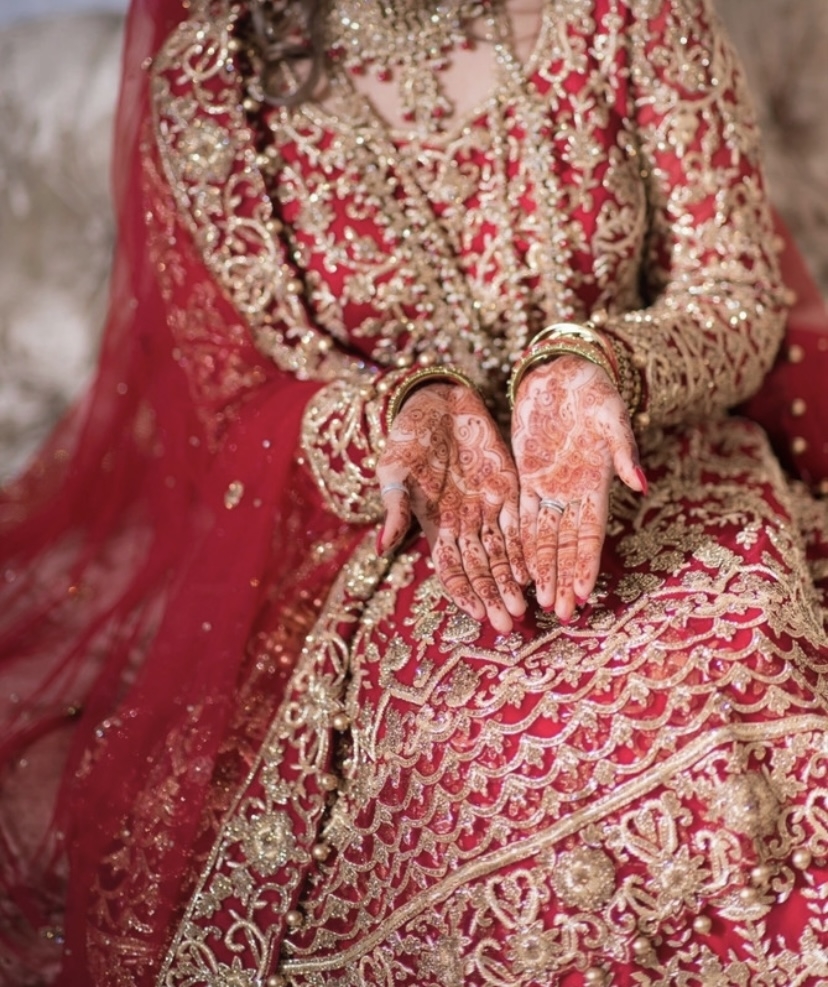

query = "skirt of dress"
[158,417,828,987]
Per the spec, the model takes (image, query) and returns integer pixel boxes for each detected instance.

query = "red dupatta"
[739,212,828,492]
[0,1,363,981]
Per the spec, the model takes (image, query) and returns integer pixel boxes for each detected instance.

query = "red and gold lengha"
[2,0,828,985]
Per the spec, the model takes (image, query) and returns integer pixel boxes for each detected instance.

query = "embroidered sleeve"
[601,0,789,429]
[150,1,363,388]
[300,366,414,525]
[147,3,404,521]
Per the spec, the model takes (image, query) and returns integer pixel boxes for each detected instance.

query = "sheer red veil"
[0,0,359,981]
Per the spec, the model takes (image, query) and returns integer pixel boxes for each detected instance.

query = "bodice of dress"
[149,0,787,524]
[258,36,649,381]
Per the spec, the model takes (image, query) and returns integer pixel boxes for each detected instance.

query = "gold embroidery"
[150,0,358,383]
[151,0,786,516]
[146,0,826,981]
[279,421,828,984]
[552,848,617,911]
[601,0,787,426]
[141,132,268,444]
[157,414,828,987]
[157,540,393,985]
[300,371,405,524]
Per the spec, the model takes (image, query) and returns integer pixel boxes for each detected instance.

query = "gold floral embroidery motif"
[150,0,358,384]
[159,416,828,986]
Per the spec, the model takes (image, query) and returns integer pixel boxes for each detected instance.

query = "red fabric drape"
[0,2,363,981]
[739,211,828,490]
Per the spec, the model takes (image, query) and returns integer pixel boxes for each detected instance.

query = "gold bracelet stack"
[507,321,647,423]
[508,323,619,409]
[384,365,479,432]
[612,342,647,425]
[530,321,620,375]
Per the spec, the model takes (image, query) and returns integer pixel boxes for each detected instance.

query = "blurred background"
[1,0,827,481]
[0,0,126,26]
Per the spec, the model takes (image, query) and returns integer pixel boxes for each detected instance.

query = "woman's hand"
[376,382,529,634]
[511,354,646,623]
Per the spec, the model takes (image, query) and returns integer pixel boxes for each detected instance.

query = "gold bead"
[739,886,759,905]
[227,37,242,52]
[633,411,651,430]
[692,914,712,935]
[331,712,351,731]
[284,279,302,294]
[791,398,807,417]
[584,967,607,986]
[318,772,339,792]
[791,436,808,455]
[311,842,331,862]
[631,935,651,956]
[243,96,260,112]
[632,352,648,369]
[266,976,287,987]
[750,864,772,886]
[788,344,805,364]
[285,909,304,929]
[792,848,813,870]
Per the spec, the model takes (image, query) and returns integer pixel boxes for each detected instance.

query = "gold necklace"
[323,0,492,129]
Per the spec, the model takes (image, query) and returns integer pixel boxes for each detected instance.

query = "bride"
[2,0,828,984]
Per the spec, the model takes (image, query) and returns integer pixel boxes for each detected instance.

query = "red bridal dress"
[1,0,828,985]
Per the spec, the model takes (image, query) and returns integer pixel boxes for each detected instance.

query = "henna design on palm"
[377,383,528,633]
[512,354,645,623]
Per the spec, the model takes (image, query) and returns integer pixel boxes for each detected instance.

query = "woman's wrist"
[383,365,480,432]
[508,330,619,409]
[508,320,648,424]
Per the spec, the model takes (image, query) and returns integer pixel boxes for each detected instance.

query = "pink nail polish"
[576,596,589,607]
[634,466,649,496]
[376,529,385,555]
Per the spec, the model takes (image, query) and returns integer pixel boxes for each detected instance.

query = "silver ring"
[539,497,566,515]
[380,482,408,497]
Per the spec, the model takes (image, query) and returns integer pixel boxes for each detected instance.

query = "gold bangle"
[612,341,644,420]
[529,322,619,373]
[385,365,478,431]
[532,321,647,424]
[508,339,619,409]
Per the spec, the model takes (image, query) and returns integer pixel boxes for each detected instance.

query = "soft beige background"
[1,1,826,481]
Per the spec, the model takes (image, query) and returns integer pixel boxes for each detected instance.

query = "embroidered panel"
[159,419,828,985]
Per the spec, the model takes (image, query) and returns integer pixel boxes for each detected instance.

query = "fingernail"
[376,528,385,555]
[576,596,589,607]
[558,614,571,626]
[634,466,649,496]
